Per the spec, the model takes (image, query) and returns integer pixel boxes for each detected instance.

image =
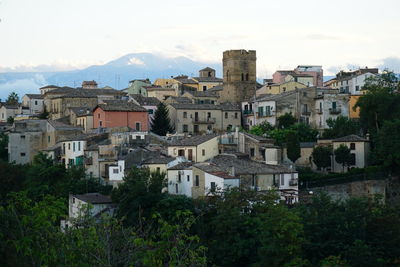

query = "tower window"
[241,73,244,81]
[246,73,249,81]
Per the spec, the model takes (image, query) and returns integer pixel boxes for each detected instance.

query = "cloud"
[305,34,341,41]
[127,57,145,66]
[378,57,400,72]
[0,74,46,100]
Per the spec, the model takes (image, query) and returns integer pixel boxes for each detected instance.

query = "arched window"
[226,70,230,82]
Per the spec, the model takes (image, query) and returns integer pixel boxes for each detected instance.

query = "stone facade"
[220,50,257,103]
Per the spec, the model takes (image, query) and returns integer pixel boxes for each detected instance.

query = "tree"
[7,116,14,125]
[334,144,352,172]
[249,121,274,137]
[322,116,361,139]
[373,119,400,173]
[151,102,174,136]
[312,145,332,171]
[278,113,297,129]
[286,131,301,163]
[6,92,19,105]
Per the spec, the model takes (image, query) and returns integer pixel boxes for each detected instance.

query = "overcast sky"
[1,0,400,76]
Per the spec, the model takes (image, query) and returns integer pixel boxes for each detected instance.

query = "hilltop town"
[1,49,400,266]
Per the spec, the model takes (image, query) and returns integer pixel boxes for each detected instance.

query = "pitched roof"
[130,94,160,106]
[333,135,368,142]
[40,85,60,89]
[47,120,83,131]
[168,162,193,170]
[167,96,192,104]
[25,94,44,99]
[142,156,175,164]
[208,85,223,91]
[69,107,93,116]
[242,132,271,142]
[95,100,147,112]
[73,193,112,204]
[209,154,296,175]
[199,67,215,72]
[186,90,219,98]
[192,77,223,82]
[169,134,218,146]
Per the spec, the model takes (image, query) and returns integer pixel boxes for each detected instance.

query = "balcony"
[257,112,275,118]
[301,111,311,116]
[329,108,341,115]
[289,179,298,186]
[316,109,323,114]
[243,110,253,116]
[192,118,216,124]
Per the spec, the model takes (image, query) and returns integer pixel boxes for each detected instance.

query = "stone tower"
[220,49,257,103]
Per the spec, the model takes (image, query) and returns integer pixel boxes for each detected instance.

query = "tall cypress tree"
[151,102,174,136]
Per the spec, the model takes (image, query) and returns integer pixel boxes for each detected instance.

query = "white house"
[61,138,87,167]
[22,94,45,115]
[167,162,193,197]
[313,93,349,130]
[349,72,377,95]
[108,160,125,181]
[332,135,370,173]
[203,170,240,195]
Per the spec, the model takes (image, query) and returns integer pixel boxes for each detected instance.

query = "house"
[40,85,60,95]
[191,67,223,92]
[167,103,241,134]
[8,119,48,164]
[257,81,307,95]
[141,155,176,174]
[129,94,160,126]
[82,80,98,89]
[331,68,378,94]
[238,132,274,161]
[22,94,45,114]
[208,154,299,204]
[332,135,370,172]
[125,79,152,96]
[46,120,83,148]
[242,94,278,128]
[145,86,177,101]
[282,142,317,167]
[182,90,219,104]
[273,65,323,87]
[0,103,21,122]
[167,162,194,197]
[60,136,87,167]
[167,134,219,162]
[191,162,240,198]
[68,107,93,132]
[61,193,115,230]
[314,92,349,130]
[93,100,149,131]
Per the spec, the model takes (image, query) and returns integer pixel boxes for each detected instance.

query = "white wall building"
[62,139,87,167]
[167,162,193,197]
[22,94,45,114]
[314,93,349,130]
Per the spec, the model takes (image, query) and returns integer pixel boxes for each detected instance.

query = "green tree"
[278,113,297,129]
[6,116,14,124]
[249,121,274,137]
[286,131,301,163]
[334,144,352,172]
[151,102,174,136]
[312,145,332,171]
[322,116,361,139]
[373,119,400,173]
[355,70,400,134]
[6,92,19,105]
[112,167,166,226]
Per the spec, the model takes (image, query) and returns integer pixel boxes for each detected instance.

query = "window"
[157,167,161,172]
[202,149,205,156]
[350,143,356,150]
[99,121,103,127]
[245,73,249,81]
[148,109,154,114]
[68,143,71,150]
[225,112,228,119]
[350,153,356,165]
[98,113,100,118]
[303,92,307,97]
[210,182,216,192]
[78,142,81,151]
[355,85,360,91]
[203,85,207,91]
[241,73,244,81]
[48,135,50,143]
[72,197,75,204]
[175,184,178,194]
[187,175,190,182]
[73,142,76,152]
[35,100,38,105]
[195,175,199,186]
[135,122,141,131]
[178,173,182,182]
[20,135,25,139]
[332,102,337,109]
[234,112,238,119]
[207,112,211,119]
[20,152,26,157]
[251,174,256,187]
[280,174,285,186]
[119,166,122,172]
[207,124,212,131]
[183,124,188,133]
[183,112,187,118]
[178,149,185,156]
[113,169,119,174]
[258,106,264,117]
[250,148,255,157]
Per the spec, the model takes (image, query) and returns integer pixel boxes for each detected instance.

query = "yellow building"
[349,95,361,119]
[256,81,307,96]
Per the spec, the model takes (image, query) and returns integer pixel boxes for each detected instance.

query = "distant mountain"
[0,53,222,99]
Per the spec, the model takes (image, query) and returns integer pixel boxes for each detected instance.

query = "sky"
[1,0,400,77]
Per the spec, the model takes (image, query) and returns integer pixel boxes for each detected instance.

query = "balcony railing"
[257,112,275,118]
[192,118,216,124]
[301,111,311,116]
[329,108,341,114]
[289,179,298,186]
[316,109,323,114]
[243,110,253,116]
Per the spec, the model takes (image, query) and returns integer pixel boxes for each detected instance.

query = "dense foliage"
[311,145,332,171]
[1,157,400,266]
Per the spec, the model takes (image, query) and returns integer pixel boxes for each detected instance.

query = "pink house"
[93,100,149,131]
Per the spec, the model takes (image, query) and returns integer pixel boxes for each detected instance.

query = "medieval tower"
[220,49,257,103]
